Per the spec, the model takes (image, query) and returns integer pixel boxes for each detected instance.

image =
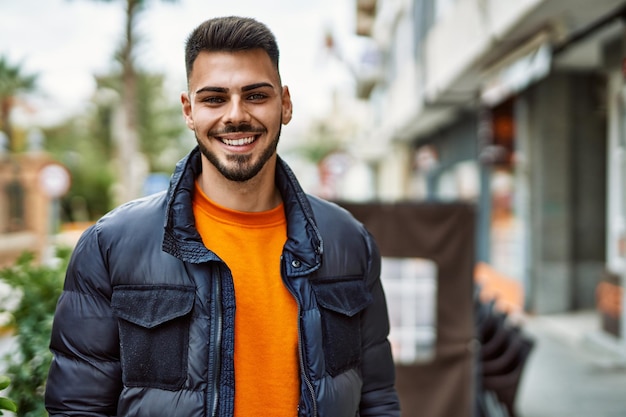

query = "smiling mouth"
[219,136,257,146]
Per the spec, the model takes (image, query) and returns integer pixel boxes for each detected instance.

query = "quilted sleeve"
[359,230,401,417]
[45,224,122,416]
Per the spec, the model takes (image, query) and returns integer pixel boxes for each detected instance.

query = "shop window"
[479,100,515,166]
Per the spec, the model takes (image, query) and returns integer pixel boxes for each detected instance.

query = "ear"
[181,91,195,130]
[281,86,293,125]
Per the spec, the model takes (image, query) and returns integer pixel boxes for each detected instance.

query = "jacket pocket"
[310,278,373,376]
[111,284,195,390]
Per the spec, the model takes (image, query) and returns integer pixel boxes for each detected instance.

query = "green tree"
[43,68,186,222]
[0,248,70,417]
[38,0,186,221]
[87,0,178,204]
[43,113,116,221]
[136,72,189,173]
[0,376,17,415]
[94,71,187,174]
[0,56,37,152]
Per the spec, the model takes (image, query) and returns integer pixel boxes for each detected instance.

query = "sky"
[0,0,362,131]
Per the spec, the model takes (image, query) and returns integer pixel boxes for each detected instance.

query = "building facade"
[0,152,69,266]
[355,0,626,345]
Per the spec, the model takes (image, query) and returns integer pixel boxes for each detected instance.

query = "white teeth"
[222,136,255,146]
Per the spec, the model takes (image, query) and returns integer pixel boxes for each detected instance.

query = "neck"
[198,156,281,212]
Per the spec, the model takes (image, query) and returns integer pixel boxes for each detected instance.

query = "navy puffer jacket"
[45,147,400,417]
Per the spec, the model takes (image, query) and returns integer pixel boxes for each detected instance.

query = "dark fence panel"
[338,201,476,417]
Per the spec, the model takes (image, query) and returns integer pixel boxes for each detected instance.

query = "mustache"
[208,123,266,136]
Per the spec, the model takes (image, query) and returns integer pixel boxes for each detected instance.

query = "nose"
[223,96,249,124]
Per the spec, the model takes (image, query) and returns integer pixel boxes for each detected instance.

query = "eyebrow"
[242,82,274,92]
[195,82,275,95]
[195,86,227,95]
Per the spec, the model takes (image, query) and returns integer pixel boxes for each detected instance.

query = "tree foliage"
[43,114,117,221]
[43,68,187,222]
[0,56,37,151]
[87,0,180,203]
[12,0,188,221]
[0,249,70,417]
[94,71,188,173]
[0,376,17,415]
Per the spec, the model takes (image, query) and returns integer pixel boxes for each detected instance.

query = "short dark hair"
[185,16,280,83]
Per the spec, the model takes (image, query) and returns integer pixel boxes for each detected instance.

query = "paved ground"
[515,311,626,417]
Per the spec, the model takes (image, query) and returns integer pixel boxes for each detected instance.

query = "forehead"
[188,49,280,89]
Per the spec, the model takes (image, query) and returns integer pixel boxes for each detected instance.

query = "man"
[45,16,400,417]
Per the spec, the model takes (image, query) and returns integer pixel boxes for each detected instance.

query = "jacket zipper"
[297,316,317,417]
[281,256,317,417]
[209,271,223,417]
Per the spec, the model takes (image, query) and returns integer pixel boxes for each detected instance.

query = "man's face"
[181,49,292,182]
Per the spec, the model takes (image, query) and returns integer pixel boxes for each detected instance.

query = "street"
[516,311,626,417]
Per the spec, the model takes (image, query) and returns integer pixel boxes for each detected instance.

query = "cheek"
[260,106,286,129]
[186,109,216,132]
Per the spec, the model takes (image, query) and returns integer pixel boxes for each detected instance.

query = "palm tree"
[0,57,37,152]
[88,0,177,204]
[116,0,146,203]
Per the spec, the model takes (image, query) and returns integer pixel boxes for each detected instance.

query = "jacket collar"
[162,147,323,276]
[275,156,323,277]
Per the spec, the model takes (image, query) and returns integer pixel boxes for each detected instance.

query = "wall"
[520,71,607,313]
[0,153,58,266]
[570,73,607,309]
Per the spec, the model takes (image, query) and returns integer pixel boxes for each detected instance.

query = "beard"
[196,123,281,182]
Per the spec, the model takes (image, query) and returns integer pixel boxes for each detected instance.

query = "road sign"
[39,163,71,198]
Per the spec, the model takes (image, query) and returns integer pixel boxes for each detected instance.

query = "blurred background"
[1,0,626,416]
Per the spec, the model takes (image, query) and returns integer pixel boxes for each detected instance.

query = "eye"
[247,93,268,101]
[200,96,225,104]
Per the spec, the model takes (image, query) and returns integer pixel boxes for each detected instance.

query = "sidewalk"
[515,310,626,417]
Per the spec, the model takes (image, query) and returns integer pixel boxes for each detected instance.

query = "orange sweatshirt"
[192,182,300,416]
